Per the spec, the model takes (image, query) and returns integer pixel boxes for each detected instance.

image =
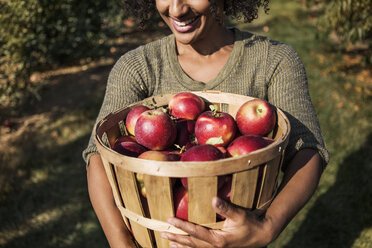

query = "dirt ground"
[0,27,171,247]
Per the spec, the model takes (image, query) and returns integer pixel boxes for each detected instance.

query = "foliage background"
[0,0,127,110]
[1,0,370,112]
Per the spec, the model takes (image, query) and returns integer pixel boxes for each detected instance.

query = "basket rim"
[94,91,291,177]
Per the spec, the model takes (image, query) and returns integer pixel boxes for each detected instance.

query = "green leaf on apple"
[209,104,220,116]
[159,107,168,113]
[206,136,224,145]
[209,104,218,112]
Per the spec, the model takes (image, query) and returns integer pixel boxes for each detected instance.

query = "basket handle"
[117,205,188,235]
[117,205,225,235]
[116,191,275,236]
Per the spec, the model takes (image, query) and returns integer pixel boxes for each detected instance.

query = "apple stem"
[174,144,186,153]
[180,145,186,154]
[209,104,218,116]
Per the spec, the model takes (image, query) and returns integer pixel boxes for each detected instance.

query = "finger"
[212,197,246,222]
[161,232,209,248]
[166,217,225,246]
[169,242,191,248]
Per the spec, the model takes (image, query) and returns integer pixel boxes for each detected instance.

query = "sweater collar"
[166,28,245,91]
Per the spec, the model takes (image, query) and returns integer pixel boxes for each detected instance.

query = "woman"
[83,0,329,247]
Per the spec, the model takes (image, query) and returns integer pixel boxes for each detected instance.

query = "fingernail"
[160,232,168,239]
[169,242,178,248]
[168,217,176,225]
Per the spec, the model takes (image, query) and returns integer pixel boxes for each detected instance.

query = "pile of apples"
[112,92,277,221]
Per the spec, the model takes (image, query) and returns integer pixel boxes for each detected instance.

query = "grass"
[1,0,371,247]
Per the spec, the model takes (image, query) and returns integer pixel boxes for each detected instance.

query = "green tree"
[307,0,371,61]
[0,0,126,109]
[320,0,371,43]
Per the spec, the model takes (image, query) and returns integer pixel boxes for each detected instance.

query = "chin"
[174,33,198,45]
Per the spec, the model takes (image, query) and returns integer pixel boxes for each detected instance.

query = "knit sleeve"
[82,49,150,166]
[266,43,329,168]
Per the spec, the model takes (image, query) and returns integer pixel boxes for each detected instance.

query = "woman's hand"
[160,196,274,248]
[160,149,323,248]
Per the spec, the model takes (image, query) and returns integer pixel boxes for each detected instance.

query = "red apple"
[217,146,228,158]
[138,150,170,161]
[195,111,237,147]
[181,145,224,162]
[135,109,177,150]
[168,92,205,120]
[114,135,137,144]
[236,99,277,136]
[227,135,273,157]
[113,140,147,157]
[180,145,223,189]
[173,186,188,221]
[125,105,150,136]
[136,150,174,198]
[175,119,196,148]
[161,150,182,161]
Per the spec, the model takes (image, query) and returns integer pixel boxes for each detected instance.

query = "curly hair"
[120,0,270,26]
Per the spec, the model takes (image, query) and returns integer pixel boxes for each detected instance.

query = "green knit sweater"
[82,28,329,167]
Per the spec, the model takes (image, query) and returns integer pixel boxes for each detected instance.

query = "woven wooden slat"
[115,167,154,247]
[143,175,174,248]
[230,167,260,209]
[188,177,218,224]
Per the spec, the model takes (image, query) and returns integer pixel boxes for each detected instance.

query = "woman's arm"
[87,154,138,248]
[265,148,323,241]
[84,50,151,247]
[160,148,323,247]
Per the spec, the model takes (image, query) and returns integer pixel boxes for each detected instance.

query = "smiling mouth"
[173,16,199,26]
[171,16,201,32]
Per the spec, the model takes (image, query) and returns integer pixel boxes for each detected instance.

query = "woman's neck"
[176,26,234,57]
[175,27,235,83]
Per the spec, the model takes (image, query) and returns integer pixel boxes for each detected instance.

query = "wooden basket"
[94,91,290,248]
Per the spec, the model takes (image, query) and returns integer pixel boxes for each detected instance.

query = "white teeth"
[174,17,197,26]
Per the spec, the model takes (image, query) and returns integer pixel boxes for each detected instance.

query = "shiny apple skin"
[236,99,277,136]
[181,144,223,162]
[138,150,169,161]
[135,110,177,150]
[175,119,196,148]
[180,145,223,189]
[227,135,273,157]
[173,186,188,221]
[195,111,237,147]
[112,140,148,157]
[125,105,150,136]
[168,92,205,120]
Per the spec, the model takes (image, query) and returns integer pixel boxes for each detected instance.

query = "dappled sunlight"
[1,0,371,247]
[0,104,105,247]
[0,16,172,248]
[0,130,106,247]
